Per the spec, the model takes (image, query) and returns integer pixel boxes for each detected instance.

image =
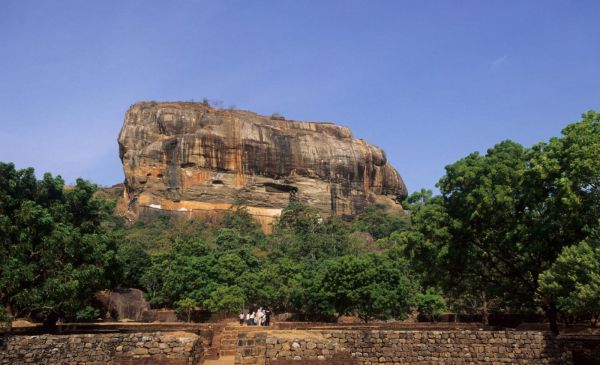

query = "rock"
[118,102,407,232]
[94,288,150,321]
[132,347,149,355]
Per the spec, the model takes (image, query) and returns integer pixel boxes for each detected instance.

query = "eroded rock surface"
[118,102,407,231]
[94,288,150,321]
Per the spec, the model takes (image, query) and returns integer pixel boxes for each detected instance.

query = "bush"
[75,306,100,322]
[0,308,12,327]
[538,230,600,327]
[204,286,245,315]
[176,298,197,323]
[416,288,447,322]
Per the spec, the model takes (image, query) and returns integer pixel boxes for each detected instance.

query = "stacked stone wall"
[236,330,574,365]
[236,332,267,365]
[1,329,596,365]
[0,331,202,365]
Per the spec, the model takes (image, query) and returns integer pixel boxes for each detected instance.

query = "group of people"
[239,307,272,326]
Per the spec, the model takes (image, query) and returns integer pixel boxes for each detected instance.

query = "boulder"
[95,288,150,321]
[118,102,407,232]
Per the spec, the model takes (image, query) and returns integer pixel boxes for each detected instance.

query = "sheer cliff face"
[118,102,407,231]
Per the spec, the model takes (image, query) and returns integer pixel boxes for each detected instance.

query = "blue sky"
[1,1,599,192]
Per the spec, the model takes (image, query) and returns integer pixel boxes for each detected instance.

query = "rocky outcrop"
[118,102,407,232]
[94,289,150,321]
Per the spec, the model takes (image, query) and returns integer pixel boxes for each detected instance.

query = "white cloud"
[491,55,508,71]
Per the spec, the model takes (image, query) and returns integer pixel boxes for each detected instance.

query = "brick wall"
[0,331,202,365]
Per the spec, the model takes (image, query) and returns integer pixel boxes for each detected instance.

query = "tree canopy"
[0,163,117,326]
[2,110,598,329]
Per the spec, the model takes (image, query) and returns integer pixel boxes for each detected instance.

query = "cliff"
[118,102,407,232]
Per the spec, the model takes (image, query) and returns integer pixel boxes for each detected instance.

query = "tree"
[420,111,600,331]
[352,204,408,239]
[436,141,531,324]
[319,254,418,322]
[115,240,150,288]
[525,111,600,331]
[0,307,11,329]
[416,288,447,322]
[176,298,197,323]
[75,306,100,322]
[140,239,217,308]
[0,163,118,327]
[204,286,246,316]
[218,207,267,250]
[248,258,303,312]
[395,189,451,288]
[538,225,600,327]
[271,202,357,261]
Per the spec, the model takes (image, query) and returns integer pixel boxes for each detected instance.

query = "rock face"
[94,288,150,321]
[118,102,407,232]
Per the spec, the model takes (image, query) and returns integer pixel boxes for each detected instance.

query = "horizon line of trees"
[1,110,598,332]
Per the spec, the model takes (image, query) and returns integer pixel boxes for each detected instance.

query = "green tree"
[320,254,418,322]
[538,225,600,327]
[271,202,356,261]
[141,239,217,307]
[421,111,600,331]
[525,111,600,331]
[248,258,303,311]
[115,240,150,288]
[204,286,246,316]
[438,141,532,321]
[75,306,100,322]
[352,204,408,239]
[416,288,447,322]
[0,307,11,329]
[0,163,117,327]
[176,298,197,323]
[395,189,451,288]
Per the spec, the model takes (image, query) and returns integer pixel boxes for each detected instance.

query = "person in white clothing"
[256,308,264,326]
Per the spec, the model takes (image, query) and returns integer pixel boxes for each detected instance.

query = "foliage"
[395,189,451,288]
[204,286,245,315]
[538,224,600,326]
[0,307,11,326]
[2,109,598,326]
[248,258,303,311]
[271,202,357,261]
[0,162,117,326]
[319,254,418,322]
[352,205,408,239]
[416,288,447,322]
[394,111,600,330]
[75,306,100,322]
[140,239,216,307]
[175,298,197,323]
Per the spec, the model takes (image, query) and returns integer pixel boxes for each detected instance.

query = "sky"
[1,0,599,192]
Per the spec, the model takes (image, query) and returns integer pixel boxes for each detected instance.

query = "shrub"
[416,288,447,322]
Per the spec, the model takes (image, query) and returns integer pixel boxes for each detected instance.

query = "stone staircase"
[203,324,269,364]
[198,323,266,364]
[219,325,242,357]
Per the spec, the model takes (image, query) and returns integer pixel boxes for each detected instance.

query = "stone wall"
[1,329,595,365]
[0,331,202,365]
[236,330,574,365]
